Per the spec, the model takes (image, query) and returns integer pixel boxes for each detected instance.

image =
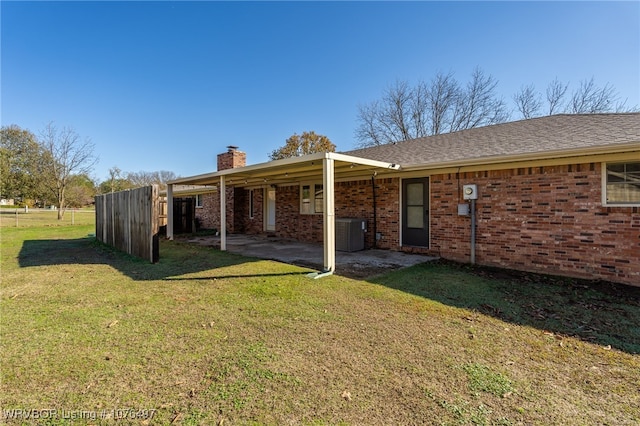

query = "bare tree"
[126,170,177,189]
[358,70,637,147]
[108,166,122,193]
[158,170,178,186]
[545,77,569,115]
[356,80,423,147]
[450,67,509,132]
[426,71,459,135]
[513,84,542,119]
[569,78,618,113]
[356,68,509,147]
[358,80,416,145]
[384,80,415,141]
[355,101,385,147]
[513,77,635,119]
[410,80,429,138]
[39,123,98,219]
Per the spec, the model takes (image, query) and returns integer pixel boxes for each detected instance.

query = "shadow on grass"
[369,260,640,355]
[163,272,310,281]
[18,237,310,281]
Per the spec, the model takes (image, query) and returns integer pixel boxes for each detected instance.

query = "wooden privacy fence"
[95,185,160,263]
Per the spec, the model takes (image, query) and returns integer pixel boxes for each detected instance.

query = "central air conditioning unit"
[335,218,366,252]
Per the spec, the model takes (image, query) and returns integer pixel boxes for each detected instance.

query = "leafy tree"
[39,123,98,219]
[269,131,336,160]
[65,174,97,208]
[98,166,131,194]
[98,178,133,195]
[0,125,48,204]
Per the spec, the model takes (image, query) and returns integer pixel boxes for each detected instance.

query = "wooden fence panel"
[158,197,167,227]
[114,190,128,254]
[106,192,115,247]
[95,195,104,242]
[95,185,159,263]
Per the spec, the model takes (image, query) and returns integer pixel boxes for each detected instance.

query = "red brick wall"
[369,178,401,249]
[194,162,639,286]
[271,179,400,249]
[332,178,400,249]
[196,188,264,235]
[430,163,640,286]
[274,185,323,242]
[194,188,236,232]
[196,193,218,230]
[235,188,264,234]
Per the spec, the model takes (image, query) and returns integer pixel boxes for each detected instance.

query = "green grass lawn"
[1,215,639,425]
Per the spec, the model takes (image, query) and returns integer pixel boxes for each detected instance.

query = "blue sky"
[2,1,638,183]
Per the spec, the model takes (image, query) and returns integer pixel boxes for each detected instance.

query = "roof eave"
[168,152,400,186]
[400,142,640,172]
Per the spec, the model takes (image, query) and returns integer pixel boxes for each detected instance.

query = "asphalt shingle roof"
[344,113,640,168]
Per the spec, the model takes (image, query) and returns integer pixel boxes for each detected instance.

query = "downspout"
[371,173,377,249]
[470,198,476,264]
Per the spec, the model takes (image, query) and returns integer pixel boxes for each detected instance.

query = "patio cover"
[167,152,400,276]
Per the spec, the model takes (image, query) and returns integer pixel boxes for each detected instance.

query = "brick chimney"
[217,146,246,171]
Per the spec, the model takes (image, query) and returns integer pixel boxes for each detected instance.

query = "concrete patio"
[181,234,437,278]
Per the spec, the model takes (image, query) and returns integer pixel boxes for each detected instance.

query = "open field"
[0,209,95,228]
[1,217,639,425]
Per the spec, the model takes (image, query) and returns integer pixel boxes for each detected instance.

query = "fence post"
[128,189,132,256]
[102,195,107,242]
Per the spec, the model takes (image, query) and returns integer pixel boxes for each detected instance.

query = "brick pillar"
[217,146,246,171]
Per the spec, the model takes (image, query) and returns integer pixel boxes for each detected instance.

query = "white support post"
[220,176,226,251]
[167,184,174,240]
[322,157,336,273]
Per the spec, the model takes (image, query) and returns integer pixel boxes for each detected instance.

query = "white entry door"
[265,188,276,231]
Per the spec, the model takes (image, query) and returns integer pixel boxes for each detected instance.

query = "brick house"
[168,113,640,286]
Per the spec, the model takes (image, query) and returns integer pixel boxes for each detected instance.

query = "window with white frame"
[605,162,640,205]
[300,183,323,214]
[195,194,203,208]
